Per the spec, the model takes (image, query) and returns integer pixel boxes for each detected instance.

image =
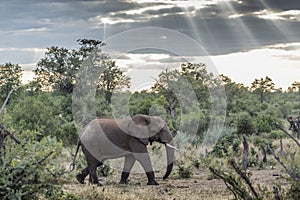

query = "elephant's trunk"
[163,141,175,180]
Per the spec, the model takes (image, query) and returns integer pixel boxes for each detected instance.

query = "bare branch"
[268,145,298,181]
[275,122,300,147]
[229,159,259,198]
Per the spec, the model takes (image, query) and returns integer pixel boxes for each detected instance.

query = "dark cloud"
[0,0,299,59]
[239,0,300,11]
[142,6,184,15]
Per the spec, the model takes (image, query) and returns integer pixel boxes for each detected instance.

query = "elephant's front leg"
[134,153,159,185]
[120,154,136,184]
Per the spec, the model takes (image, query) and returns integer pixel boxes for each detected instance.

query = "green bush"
[267,130,287,140]
[255,114,277,133]
[192,159,201,169]
[210,132,241,158]
[8,92,77,145]
[287,180,300,200]
[99,162,113,177]
[236,112,256,135]
[0,129,70,200]
[177,164,193,178]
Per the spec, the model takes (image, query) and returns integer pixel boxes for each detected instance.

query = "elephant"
[71,114,176,186]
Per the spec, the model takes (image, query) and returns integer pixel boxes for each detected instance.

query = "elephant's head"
[127,114,175,180]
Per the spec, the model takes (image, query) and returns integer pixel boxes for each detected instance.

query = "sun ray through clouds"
[221,0,259,50]
[256,0,295,43]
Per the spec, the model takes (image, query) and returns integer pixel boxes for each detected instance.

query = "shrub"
[255,114,277,133]
[236,112,256,135]
[210,132,241,158]
[192,159,201,169]
[177,162,193,178]
[0,129,70,200]
[9,93,77,145]
[99,162,113,177]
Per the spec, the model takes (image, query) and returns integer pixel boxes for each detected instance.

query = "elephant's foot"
[120,171,130,184]
[76,173,85,184]
[147,180,159,185]
[146,172,159,185]
[97,182,103,187]
[89,177,100,186]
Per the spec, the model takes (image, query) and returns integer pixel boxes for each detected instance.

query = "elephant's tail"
[70,139,81,171]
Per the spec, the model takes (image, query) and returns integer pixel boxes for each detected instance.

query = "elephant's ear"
[128,114,152,145]
[148,116,165,135]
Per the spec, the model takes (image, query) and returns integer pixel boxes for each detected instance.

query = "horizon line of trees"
[1,39,299,98]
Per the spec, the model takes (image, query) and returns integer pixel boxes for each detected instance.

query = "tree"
[97,60,130,104]
[32,39,104,94]
[180,63,213,103]
[152,63,220,136]
[152,68,180,119]
[251,76,275,104]
[33,47,76,93]
[220,74,248,113]
[0,63,23,102]
[288,81,300,93]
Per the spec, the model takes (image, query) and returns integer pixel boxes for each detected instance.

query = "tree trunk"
[297,118,300,139]
[260,90,264,104]
[168,94,176,119]
[105,91,112,104]
[242,135,249,170]
[262,146,267,163]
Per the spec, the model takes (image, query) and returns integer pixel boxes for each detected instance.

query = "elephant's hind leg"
[76,166,89,184]
[88,162,103,186]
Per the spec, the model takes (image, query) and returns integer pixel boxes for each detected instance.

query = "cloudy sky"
[1,0,299,90]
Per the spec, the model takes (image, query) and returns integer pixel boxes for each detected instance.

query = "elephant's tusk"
[165,143,179,151]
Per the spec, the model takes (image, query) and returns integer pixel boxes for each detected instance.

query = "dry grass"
[64,175,233,200]
[65,166,285,200]
[63,139,293,200]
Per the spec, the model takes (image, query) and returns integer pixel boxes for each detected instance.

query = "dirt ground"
[64,167,286,200]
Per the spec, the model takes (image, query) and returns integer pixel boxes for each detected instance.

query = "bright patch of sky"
[212,43,300,89]
[254,9,300,21]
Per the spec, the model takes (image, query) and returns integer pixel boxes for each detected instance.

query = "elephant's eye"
[160,126,166,132]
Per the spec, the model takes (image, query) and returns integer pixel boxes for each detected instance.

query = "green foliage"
[255,114,277,133]
[97,60,130,104]
[237,112,256,135]
[32,40,105,94]
[8,92,77,145]
[98,162,113,177]
[210,131,241,158]
[177,162,193,178]
[251,76,275,104]
[180,111,209,136]
[0,63,23,103]
[0,129,69,200]
[151,62,219,136]
[267,130,286,140]
[287,180,300,200]
[192,159,201,169]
